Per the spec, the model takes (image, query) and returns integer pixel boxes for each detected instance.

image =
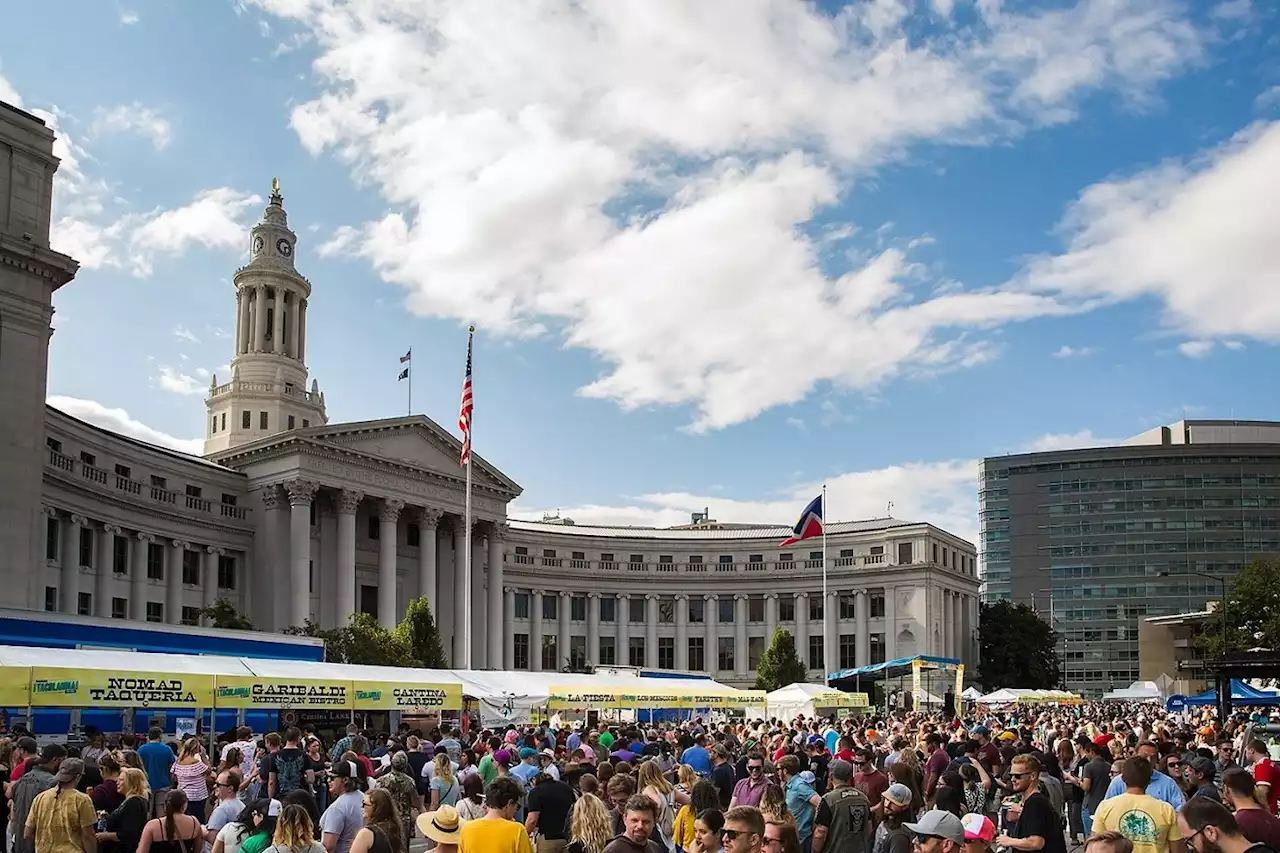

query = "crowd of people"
[0,700,1277,853]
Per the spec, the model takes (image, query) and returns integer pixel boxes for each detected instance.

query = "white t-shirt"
[216,822,251,853]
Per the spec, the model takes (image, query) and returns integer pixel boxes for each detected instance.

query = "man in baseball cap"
[878,784,916,853]
[1185,756,1221,802]
[906,810,966,853]
[962,813,997,853]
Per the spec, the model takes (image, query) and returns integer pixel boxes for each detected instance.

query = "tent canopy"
[961,687,984,700]
[1100,681,1163,702]
[765,683,869,718]
[1176,680,1280,708]
[828,655,960,685]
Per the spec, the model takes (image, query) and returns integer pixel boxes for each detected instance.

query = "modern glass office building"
[980,420,1280,697]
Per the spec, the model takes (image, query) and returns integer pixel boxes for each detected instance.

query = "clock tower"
[203,178,327,455]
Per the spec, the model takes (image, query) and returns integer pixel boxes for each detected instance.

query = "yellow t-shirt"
[459,816,534,853]
[1092,793,1183,853]
[673,804,696,850]
[25,787,97,853]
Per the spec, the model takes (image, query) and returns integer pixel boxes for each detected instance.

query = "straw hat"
[417,805,462,845]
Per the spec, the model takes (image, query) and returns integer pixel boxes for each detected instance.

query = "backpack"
[655,790,676,852]
[275,750,306,795]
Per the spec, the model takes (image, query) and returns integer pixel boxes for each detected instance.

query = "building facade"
[981,421,1280,696]
[3,102,979,686]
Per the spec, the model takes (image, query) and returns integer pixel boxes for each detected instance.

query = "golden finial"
[468,324,476,333]
[271,176,280,196]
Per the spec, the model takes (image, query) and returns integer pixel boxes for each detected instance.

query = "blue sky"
[3,0,1279,544]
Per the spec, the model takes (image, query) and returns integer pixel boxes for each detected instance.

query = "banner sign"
[29,668,214,707]
[215,676,350,709]
[955,665,965,705]
[351,682,462,712]
[480,693,537,727]
[547,687,767,711]
[0,668,29,707]
[911,659,923,712]
[811,691,870,709]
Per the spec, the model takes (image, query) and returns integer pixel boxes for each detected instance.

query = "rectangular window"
[181,606,200,626]
[46,517,58,560]
[629,598,645,623]
[46,437,62,452]
[182,549,200,585]
[514,592,530,619]
[717,637,734,672]
[658,597,674,623]
[571,551,585,561]
[688,637,705,672]
[77,592,92,616]
[115,464,131,478]
[44,586,57,612]
[288,415,296,430]
[808,636,824,671]
[359,584,378,617]
[749,554,763,563]
[217,555,237,590]
[748,636,765,671]
[870,592,886,618]
[543,594,558,621]
[242,411,251,429]
[112,535,128,574]
[513,634,530,670]
[839,634,857,669]
[407,523,420,547]
[840,594,856,619]
[221,413,227,431]
[718,598,734,623]
[658,637,675,670]
[871,632,886,665]
[185,484,202,498]
[543,549,557,559]
[571,595,587,621]
[943,548,949,567]
[933,543,939,563]
[871,545,884,555]
[688,598,705,624]
[780,552,794,562]
[150,475,166,488]
[629,554,643,566]
[111,597,127,619]
[80,451,96,466]
[515,546,528,556]
[718,555,733,564]
[809,596,824,622]
[779,597,795,622]
[146,543,164,580]
[810,550,822,562]
[78,527,93,568]
[309,560,314,593]
[302,419,308,428]
[748,595,764,623]
[599,597,616,623]
[661,555,676,564]
[600,553,614,563]
[259,411,268,430]
[620,637,640,667]
[599,636,616,666]
[368,516,379,540]
[146,601,163,623]
[570,635,587,669]
[899,542,913,564]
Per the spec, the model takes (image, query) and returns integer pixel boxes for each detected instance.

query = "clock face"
[277,239,293,258]
[252,235,264,255]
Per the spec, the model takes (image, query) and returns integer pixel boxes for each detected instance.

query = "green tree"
[1198,559,1280,659]
[198,599,254,630]
[754,627,809,691]
[287,613,421,667]
[978,600,1059,690]
[395,597,449,669]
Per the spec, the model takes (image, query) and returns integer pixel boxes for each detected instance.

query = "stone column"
[504,587,516,669]
[315,496,338,627]
[418,508,442,618]
[765,593,778,644]
[288,293,300,359]
[451,519,467,665]
[531,590,544,672]
[378,498,405,630]
[794,593,809,673]
[587,593,601,668]
[885,584,898,661]
[60,513,84,614]
[471,530,487,668]
[734,594,748,677]
[272,289,285,353]
[616,594,628,667]
[335,490,362,625]
[704,595,717,674]
[675,595,689,671]
[253,285,267,352]
[437,517,456,652]
[557,592,571,672]
[825,591,839,677]
[203,546,223,618]
[298,299,307,363]
[95,524,117,618]
[130,532,151,620]
[286,480,318,627]
[168,540,188,624]
[487,523,506,670]
[954,593,964,663]
[644,594,658,670]
[855,589,870,668]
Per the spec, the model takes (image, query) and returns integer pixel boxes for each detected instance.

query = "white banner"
[479,692,538,728]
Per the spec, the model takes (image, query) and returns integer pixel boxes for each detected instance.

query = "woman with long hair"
[764,820,802,853]
[889,759,925,813]
[758,784,791,826]
[280,790,320,833]
[564,792,613,853]
[303,739,327,812]
[92,753,126,812]
[429,754,458,809]
[174,739,211,818]
[674,780,720,853]
[689,809,724,853]
[350,787,404,853]
[136,789,204,853]
[674,765,697,800]
[453,774,485,823]
[225,800,277,853]
[97,767,151,853]
[268,803,325,853]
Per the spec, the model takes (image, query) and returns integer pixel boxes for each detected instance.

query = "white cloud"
[1224,340,1245,351]
[1052,344,1096,358]
[1021,429,1119,453]
[1256,86,1280,113]
[91,103,173,150]
[119,9,140,25]
[173,325,200,344]
[784,417,807,431]
[1211,0,1252,21]
[514,457,981,546]
[47,396,203,455]
[152,365,206,396]
[1178,340,1215,358]
[247,0,1208,432]
[0,73,21,108]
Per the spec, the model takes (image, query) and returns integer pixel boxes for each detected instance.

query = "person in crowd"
[1177,798,1260,853]
[777,755,820,852]
[428,753,459,811]
[763,820,801,853]
[138,729,176,820]
[565,793,614,853]
[234,800,280,853]
[731,755,771,810]
[94,753,127,813]
[811,759,872,853]
[458,777,532,853]
[1104,744,1185,811]
[349,788,403,853]
[319,761,367,853]
[923,736,950,803]
[99,767,153,853]
[874,784,916,853]
[1184,758,1220,803]
[960,813,996,853]
[25,757,96,853]
[904,811,966,853]
[677,782,723,851]
[710,746,736,809]
[1084,832,1135,853]
[719,806,765,853]
[1222,768,1280,849]
[174,740,212,819]
[269,803,327,853]
[378,752,421,844]
[994,754,1066,853]
[1090,758,1183,853]
[454,774,486,823]
[136,789,205,853]
[1244,740,1278,817]
[603,795,664,853]
[206,769,245,853]
[417,803,462,853]
[526,764,576,853]
[12,742,67,853]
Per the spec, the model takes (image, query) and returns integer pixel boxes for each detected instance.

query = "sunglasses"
[916,835,942,845]
[748,765,764,772]
[1009,772,1034,779]
[723,829,756,840]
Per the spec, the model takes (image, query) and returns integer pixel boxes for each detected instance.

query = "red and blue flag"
[779,494,823,547]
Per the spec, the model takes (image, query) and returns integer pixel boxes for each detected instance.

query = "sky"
[3,0,1279,548]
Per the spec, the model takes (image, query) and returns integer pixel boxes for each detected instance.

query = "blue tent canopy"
[829,655,961,685]
[1174,679,1280,709]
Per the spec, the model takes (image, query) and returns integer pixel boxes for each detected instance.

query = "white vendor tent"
[1100,680,1164,702]
[961,687,984,701]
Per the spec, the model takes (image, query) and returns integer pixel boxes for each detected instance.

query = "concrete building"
[981,421,1280,697]
[1139,608,1215,698]
[3,102,980,686]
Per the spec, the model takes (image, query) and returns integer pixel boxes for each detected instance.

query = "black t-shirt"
[1013,792,1066,853]
[710,762,735,808]
[527,779,575,840]
[809,754,830,796]
[1080,758,1110,813]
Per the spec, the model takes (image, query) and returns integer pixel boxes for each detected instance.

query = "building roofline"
[507,516,972,545]
[47,404,239,474]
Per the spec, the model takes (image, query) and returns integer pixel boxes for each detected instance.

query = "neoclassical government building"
[0,102,980,686]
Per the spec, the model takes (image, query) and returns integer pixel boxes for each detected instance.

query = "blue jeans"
[1082,803,1094,837]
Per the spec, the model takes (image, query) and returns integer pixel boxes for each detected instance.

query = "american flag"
[458,326,475,466]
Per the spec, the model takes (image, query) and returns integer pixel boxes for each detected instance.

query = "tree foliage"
[394,597,449,669]
[754,627,809,691]
[1197,559,1280,658]
[286,613,422,667]
[198,599,254,630]
[978,600,1059,690]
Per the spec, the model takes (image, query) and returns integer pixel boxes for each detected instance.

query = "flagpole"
[462,327,475,670]
[407,347,412,416]
[822,483,829,688]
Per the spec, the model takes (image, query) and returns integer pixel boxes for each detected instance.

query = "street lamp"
[1157,570,1229,659]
